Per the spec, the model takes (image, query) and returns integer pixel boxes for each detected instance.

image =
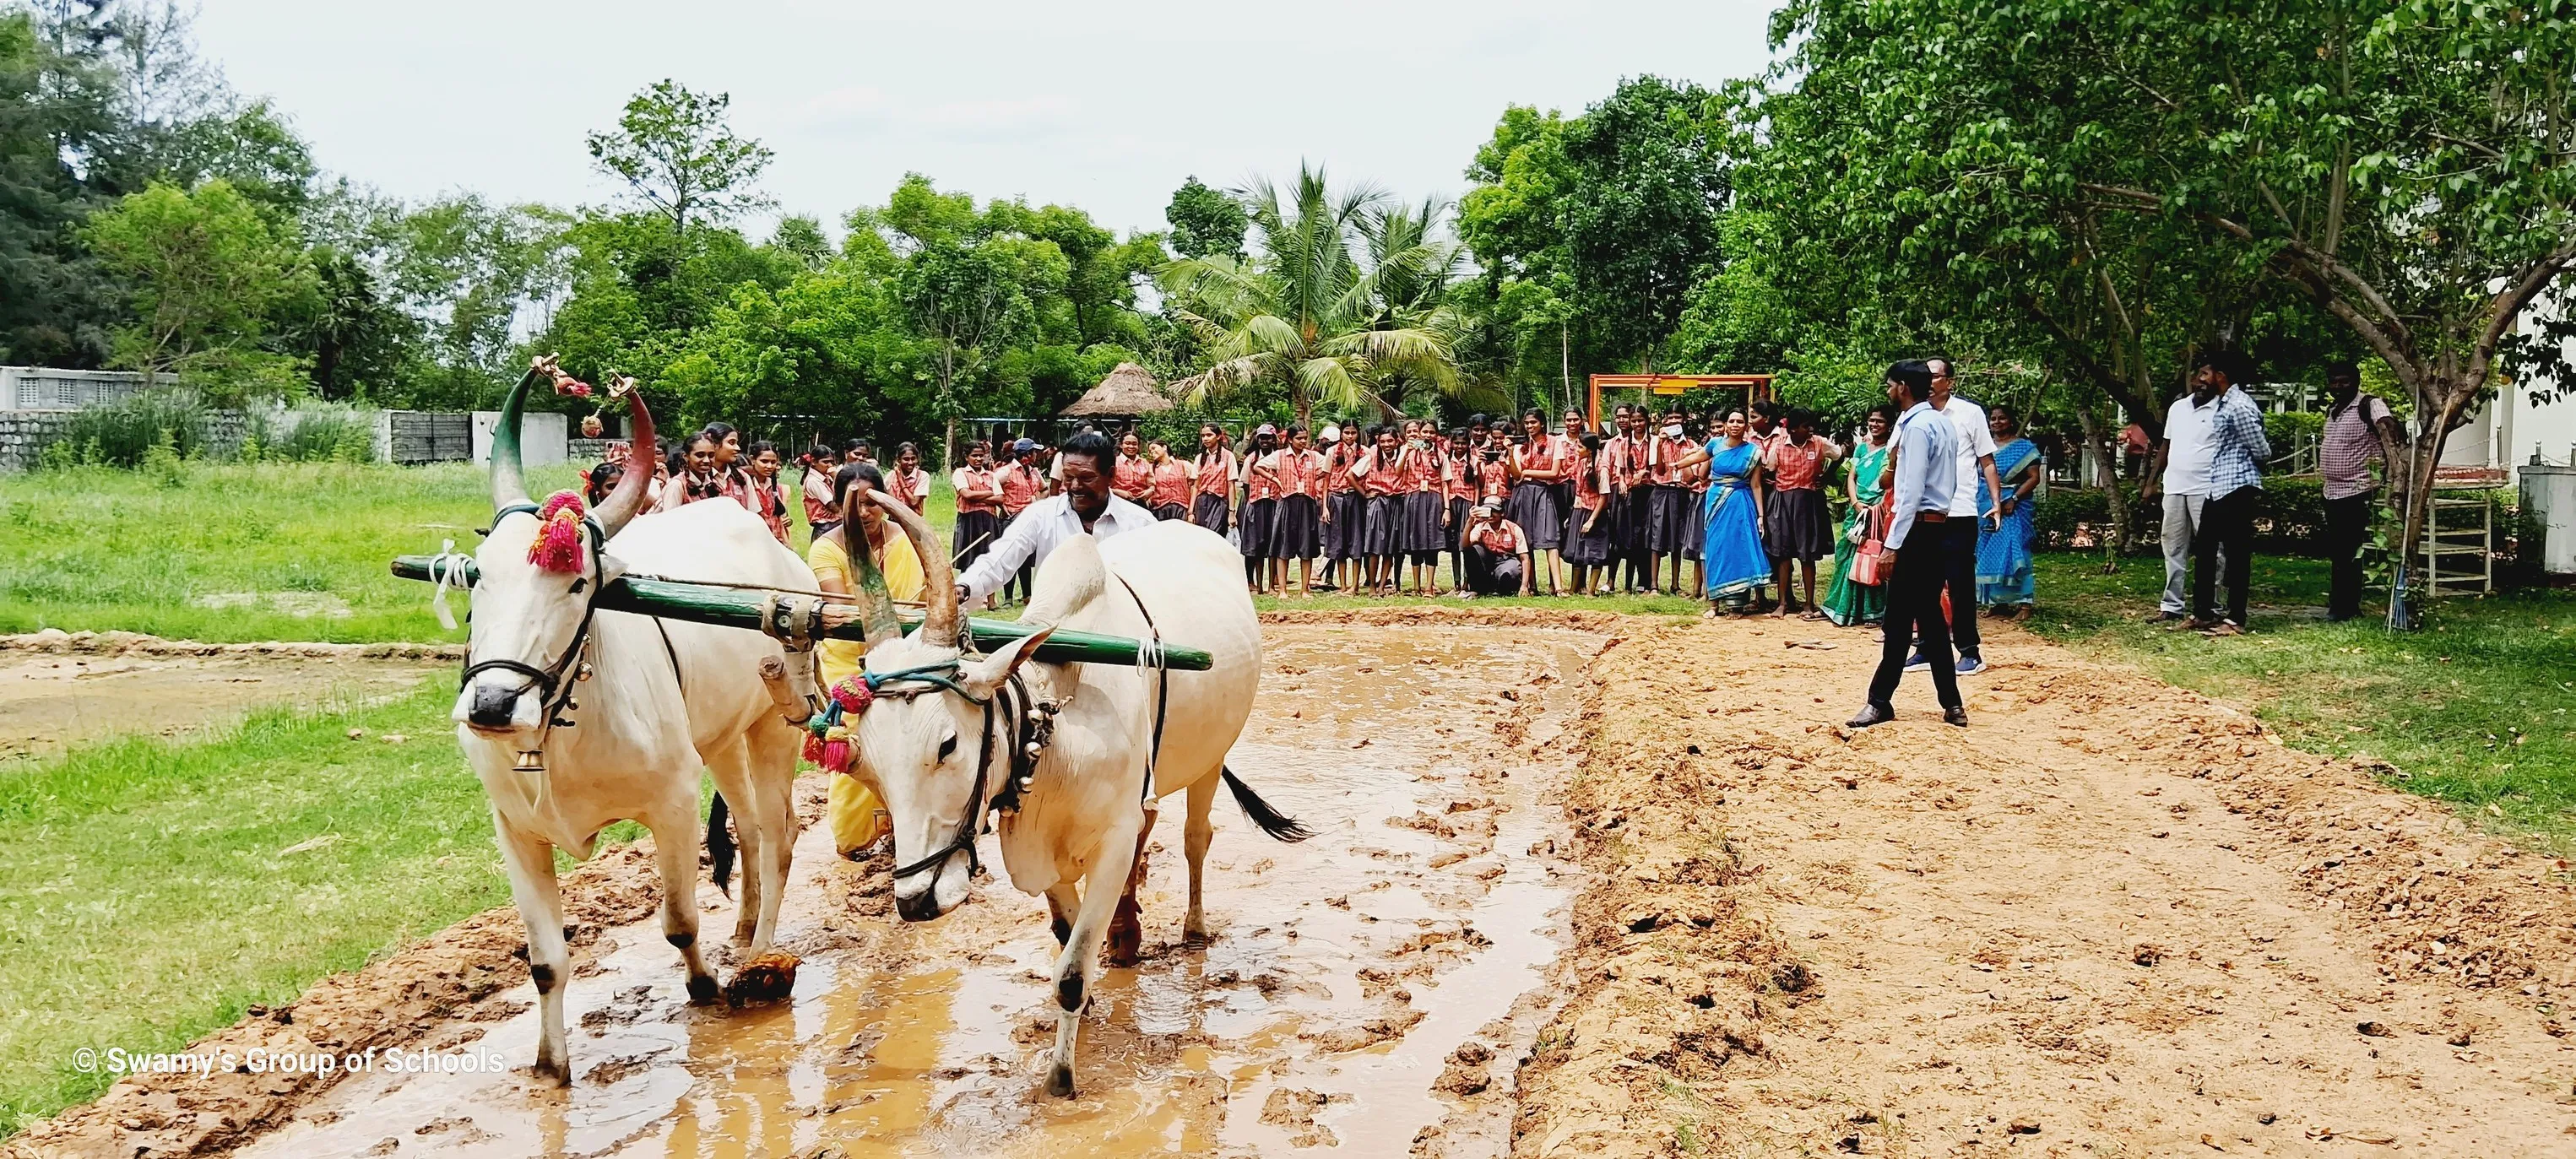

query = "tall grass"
[35,390,214,468]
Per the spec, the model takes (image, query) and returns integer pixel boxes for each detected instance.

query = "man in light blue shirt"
[1852,360,1968,728]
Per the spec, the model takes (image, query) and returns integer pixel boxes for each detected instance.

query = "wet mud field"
[225,622,1604,1158]
[0,649,445,761]
[22,613,2576,1157]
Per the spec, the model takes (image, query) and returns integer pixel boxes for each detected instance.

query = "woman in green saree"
[1822,403,1895,627]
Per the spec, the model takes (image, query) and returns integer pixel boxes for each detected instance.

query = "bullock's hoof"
[1045,1061,1076,1098]
[685,972,722,1006]
[724,951,800,1007]
[1104,927,1142,968]
[531,1055,572,1088]
[1049,916,1071,946]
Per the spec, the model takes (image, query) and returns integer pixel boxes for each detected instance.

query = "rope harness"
[456,504,610,759]
[831,575,1169,887]
[818,661,1054,885]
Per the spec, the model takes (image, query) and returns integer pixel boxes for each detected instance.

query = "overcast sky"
[192,0,1779,241]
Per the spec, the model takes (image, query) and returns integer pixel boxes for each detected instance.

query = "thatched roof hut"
[1057,363,1170,420]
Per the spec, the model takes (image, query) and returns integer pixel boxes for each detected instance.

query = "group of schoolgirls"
[580,421,803,545]
[1181,411,1599,598]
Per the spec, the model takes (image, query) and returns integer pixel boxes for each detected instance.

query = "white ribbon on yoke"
[429,539,465,631]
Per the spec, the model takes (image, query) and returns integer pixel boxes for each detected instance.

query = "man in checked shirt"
[2183,351,2272,636]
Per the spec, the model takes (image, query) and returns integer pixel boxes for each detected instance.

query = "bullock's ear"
[961,626,1055,701]
[594,551,629,587]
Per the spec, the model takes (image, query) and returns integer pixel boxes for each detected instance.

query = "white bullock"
[843,496,1304,1097]
[455,371,809,1083]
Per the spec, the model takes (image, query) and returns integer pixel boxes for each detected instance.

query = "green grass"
[0,680,513,1135]
[0,461,493,644]
[0,461,931,645]
[2023,552,2576,854]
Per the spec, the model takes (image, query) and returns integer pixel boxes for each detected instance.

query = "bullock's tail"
[707,792,737,896]
[1220,766,1312,842]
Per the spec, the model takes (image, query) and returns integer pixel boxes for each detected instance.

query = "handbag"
[1847,500,1890,587]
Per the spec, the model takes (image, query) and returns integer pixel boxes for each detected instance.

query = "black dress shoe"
[1846,704,1894,728]
[1943,706,1971,728]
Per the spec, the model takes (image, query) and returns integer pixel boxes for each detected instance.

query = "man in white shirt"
[2142,369,2226,621]
[956,431,1158,604]
[1922,359,2003,675]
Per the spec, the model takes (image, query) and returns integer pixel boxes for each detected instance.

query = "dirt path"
[0,652,443,760]
[10,620,1603,1158]
[1517,618,2576,1156]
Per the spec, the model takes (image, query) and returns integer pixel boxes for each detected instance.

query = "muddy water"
[234,625,1603,1159]
[0,653,443,761]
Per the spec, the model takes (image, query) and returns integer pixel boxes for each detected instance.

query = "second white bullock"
[841,496,1303,1097]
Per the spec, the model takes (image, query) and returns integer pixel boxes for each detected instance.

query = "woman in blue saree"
[1671,410,1771,615]
[1976,403,2042,620]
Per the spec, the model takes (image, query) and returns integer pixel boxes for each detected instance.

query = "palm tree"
[1158,164,1466,425]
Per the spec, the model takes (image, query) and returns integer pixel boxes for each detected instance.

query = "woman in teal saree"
[1822,403,1893,627]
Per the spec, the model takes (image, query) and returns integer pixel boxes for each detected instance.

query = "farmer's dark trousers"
[2192,485,2259,626]
[1942,517,1982,658]
[2324,492,2373,621]
[1868,528,1964,712]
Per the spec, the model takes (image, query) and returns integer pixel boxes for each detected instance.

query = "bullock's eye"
[569,577,587,593]
[937,733,958,761]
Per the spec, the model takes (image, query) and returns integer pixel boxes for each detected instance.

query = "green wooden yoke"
[390,555,1212,671]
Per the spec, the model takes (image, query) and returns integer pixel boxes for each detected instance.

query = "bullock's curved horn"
[872,493,958,647]
[840,493,904,648]
[591,382,654,538]
[490,365,544,511]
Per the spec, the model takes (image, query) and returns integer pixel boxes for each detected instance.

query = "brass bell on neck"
[512,750,546,772]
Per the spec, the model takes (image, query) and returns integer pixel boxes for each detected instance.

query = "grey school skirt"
[1238,497,1278,558]
[1271,494,1321,559]
[1190,491,1230,535]
[1564,501,1613,564]
[1325,490,1366,560]
[1505,479,1564,550]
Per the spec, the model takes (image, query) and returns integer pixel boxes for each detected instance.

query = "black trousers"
[2192,485,2259,625]
[1942,517,1982,658]
[1868,530,1964,711]
[1466,546,1524,595]
[2324,492,2373,620]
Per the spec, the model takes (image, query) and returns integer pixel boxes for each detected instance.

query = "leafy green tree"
[585,79,774,235]
[0,8,121,366]
[769,214,832,270]
[1556,77,1733,371]
[80,178,308,397]
[1159,164,1464,425]
[289,246,415,400]
[1164,176,1247,260]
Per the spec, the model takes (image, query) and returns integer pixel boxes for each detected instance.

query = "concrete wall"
[0,409,256,470]
[471,410,567,468]
[1,366,177,411]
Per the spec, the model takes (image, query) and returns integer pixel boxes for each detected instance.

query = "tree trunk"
[2073,402,2129,570]
[943,414,957,474]
[2387,386,2471,629]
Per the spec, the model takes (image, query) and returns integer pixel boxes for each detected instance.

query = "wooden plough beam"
[390,555,1212,671]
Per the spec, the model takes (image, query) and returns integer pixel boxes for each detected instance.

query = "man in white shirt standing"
[956,431,1158,606]
[1920,358,2003,675]
[2142,363,2226,622]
